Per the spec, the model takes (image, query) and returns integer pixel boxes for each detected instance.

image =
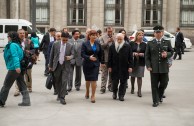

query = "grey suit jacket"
[49,41,74,71]
[100,34,115,63]
[69,38,84,66]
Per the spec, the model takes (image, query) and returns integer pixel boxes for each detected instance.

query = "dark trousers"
[68,64,82,89]
[173,46,182,60]
[0,70,28,105]
[44,53,49,74]
[112,79,127,97]
[181,42,185,54]
[150,73,169,103]
[54,63,69,99]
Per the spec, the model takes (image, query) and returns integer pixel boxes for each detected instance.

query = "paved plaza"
[0,47,194,126]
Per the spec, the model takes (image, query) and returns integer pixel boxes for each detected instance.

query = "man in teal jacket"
[0,32,31,107]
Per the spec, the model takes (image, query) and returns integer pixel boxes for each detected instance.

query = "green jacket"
[145,38,173,73]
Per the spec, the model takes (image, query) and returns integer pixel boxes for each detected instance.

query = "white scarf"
[115,40,125,53]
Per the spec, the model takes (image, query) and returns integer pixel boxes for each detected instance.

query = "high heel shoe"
[137,91,142,97]
[131,88,134,94]
[91,96,95,103]
[85,95,89,99]
[85,91,89,99]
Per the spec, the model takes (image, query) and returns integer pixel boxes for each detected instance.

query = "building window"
[104,0,124,26]
[67,0,87,26]
[31,0,50,24]
[180,0,194,27]
[142,0,163,27]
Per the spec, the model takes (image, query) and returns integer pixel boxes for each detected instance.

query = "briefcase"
[45,73,54,90]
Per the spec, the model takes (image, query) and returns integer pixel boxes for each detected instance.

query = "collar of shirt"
[156,38,162,42]
[61,41,66,46]
[21,41,25,50]
[50,34,54,42]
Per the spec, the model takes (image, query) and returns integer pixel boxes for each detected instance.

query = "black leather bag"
[45,73,54,90]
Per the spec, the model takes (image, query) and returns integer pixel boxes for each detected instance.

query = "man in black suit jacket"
[173,27,184,60]
[39,28,56,76]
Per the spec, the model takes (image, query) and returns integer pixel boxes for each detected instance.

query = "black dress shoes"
[112,93,117,100]
[67,88,72,92]
[152,102,159,107]
[163,95,166,98]
[76,88,80,91]
[119,96,124,101]
[60,99,66,105]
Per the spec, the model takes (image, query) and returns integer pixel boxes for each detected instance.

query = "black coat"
[175,32,184,47]
[108,43,133,80]
[39,33,56,54]
[130,42,147,67]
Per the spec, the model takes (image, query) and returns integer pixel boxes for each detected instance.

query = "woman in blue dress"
[81,30,104,103]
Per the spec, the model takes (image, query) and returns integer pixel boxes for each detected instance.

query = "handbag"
[45,73,54,90]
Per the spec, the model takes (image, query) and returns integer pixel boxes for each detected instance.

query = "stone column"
[0,0,7,18]
[90,0,104,31]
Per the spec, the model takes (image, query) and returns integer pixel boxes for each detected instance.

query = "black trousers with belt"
[150,73,169,103]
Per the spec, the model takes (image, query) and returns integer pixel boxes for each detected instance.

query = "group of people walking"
[1,24,186,108]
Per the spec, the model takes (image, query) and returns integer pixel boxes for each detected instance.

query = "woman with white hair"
[108,33,133,101]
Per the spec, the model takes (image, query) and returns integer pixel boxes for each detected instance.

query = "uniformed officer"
[145,25,174,107]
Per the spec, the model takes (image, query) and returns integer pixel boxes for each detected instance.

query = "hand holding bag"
[45,73,54,90]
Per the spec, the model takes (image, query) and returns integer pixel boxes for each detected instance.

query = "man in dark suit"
[39,28,56,76]
[173,27,184,60]
[68,30,84,91]
[49,32,74,105]
[108,33,133,101]
[145,25,174,107]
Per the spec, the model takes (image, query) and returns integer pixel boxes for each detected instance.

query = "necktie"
[59,44,65,65]
[74,41,77,51]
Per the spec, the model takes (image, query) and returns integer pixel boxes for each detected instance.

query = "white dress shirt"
[59,42,66,65]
